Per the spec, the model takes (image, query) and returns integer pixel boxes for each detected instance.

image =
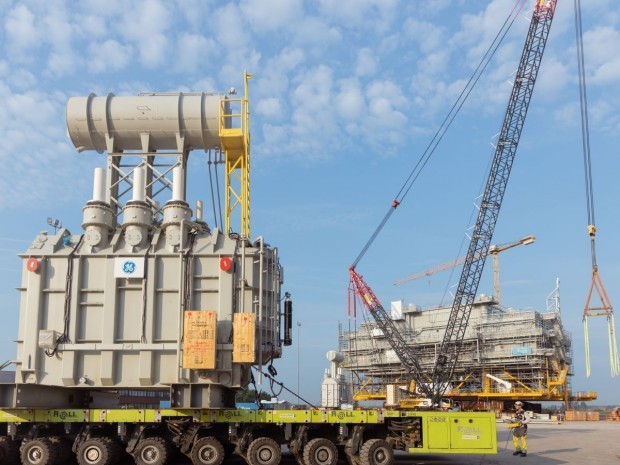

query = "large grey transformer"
[11,92,284,409]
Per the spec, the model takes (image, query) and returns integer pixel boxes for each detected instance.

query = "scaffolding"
[340,294,595,409]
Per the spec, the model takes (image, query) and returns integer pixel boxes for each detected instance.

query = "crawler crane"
[349,0,558,406]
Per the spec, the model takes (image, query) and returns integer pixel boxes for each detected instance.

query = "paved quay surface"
[117,421,620,465]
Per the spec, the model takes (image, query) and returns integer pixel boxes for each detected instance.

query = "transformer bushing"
[162,200,192,250]
[122,200,153,250]
[82,201,114,248]
[82,168,114,248]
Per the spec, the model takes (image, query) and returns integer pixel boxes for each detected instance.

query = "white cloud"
[88,40,133,73]
[453,0,528,65]
[536,56,570,100]
[292,65,333,113]
[254,48,305,103]
[0,84,96,208]
[583,26,620,84]
[7,68,37,90]
[118,0,172,68]
[75,14,108,38]
[316,0,399,33]
[335,78,365,121]
[256,97,284,120]
[188,77,218,94]
[80,0,126,16]
[365,80,407,130]
[175,34,216,72]
[240,0,304,33]
[213,3,249,50]
[4,5,40,57]
[290,16,342,46]
[589,99,620,133]
[355,48,377,77]
[257,65,339,160]
[403,18,445,54]
[175,0,216,30]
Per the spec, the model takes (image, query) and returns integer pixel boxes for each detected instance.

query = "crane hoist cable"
[574,0,620,378]
[351,0,528,270]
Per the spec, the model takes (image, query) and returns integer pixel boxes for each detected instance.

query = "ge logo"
[123,261,136,274]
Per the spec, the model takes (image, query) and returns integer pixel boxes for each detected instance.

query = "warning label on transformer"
[183,310,217,369]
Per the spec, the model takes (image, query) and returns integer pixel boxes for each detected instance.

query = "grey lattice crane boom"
[430,0,557,405]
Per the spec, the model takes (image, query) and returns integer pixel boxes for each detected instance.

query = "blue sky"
[0,0,619,406]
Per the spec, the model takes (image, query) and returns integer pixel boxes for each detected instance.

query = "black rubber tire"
[49,436,76,465]
[20,438,59,465]
[100,437,122,464]
[190,437,225,465]
[303,438,338,465]
[0,436,20,465]
[246,437,281,465]
[134,437,171,465]
[359,439,393,465]
[77,438,114,465]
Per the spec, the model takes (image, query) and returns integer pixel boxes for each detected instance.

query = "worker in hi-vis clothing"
[512,401,530,457]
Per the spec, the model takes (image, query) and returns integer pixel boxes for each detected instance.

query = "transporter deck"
[0,407,496,465]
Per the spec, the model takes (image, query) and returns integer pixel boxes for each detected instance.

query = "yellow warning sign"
[183,310,217,369]
[233,313,255,363]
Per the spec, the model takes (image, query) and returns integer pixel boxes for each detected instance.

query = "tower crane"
[349,0,558,406]
[394,235,536,306]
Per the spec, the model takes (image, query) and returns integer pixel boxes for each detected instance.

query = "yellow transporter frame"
[0,408,497,456]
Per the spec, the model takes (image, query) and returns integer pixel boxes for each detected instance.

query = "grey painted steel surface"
[14,224,282,407]
[66,93,226,153]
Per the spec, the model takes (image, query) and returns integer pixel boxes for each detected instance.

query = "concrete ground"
[122,421,620,465]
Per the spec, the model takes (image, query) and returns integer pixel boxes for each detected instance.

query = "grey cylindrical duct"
[66,93,226,153]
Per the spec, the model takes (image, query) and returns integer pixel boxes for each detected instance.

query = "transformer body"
[9,91,283,409]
